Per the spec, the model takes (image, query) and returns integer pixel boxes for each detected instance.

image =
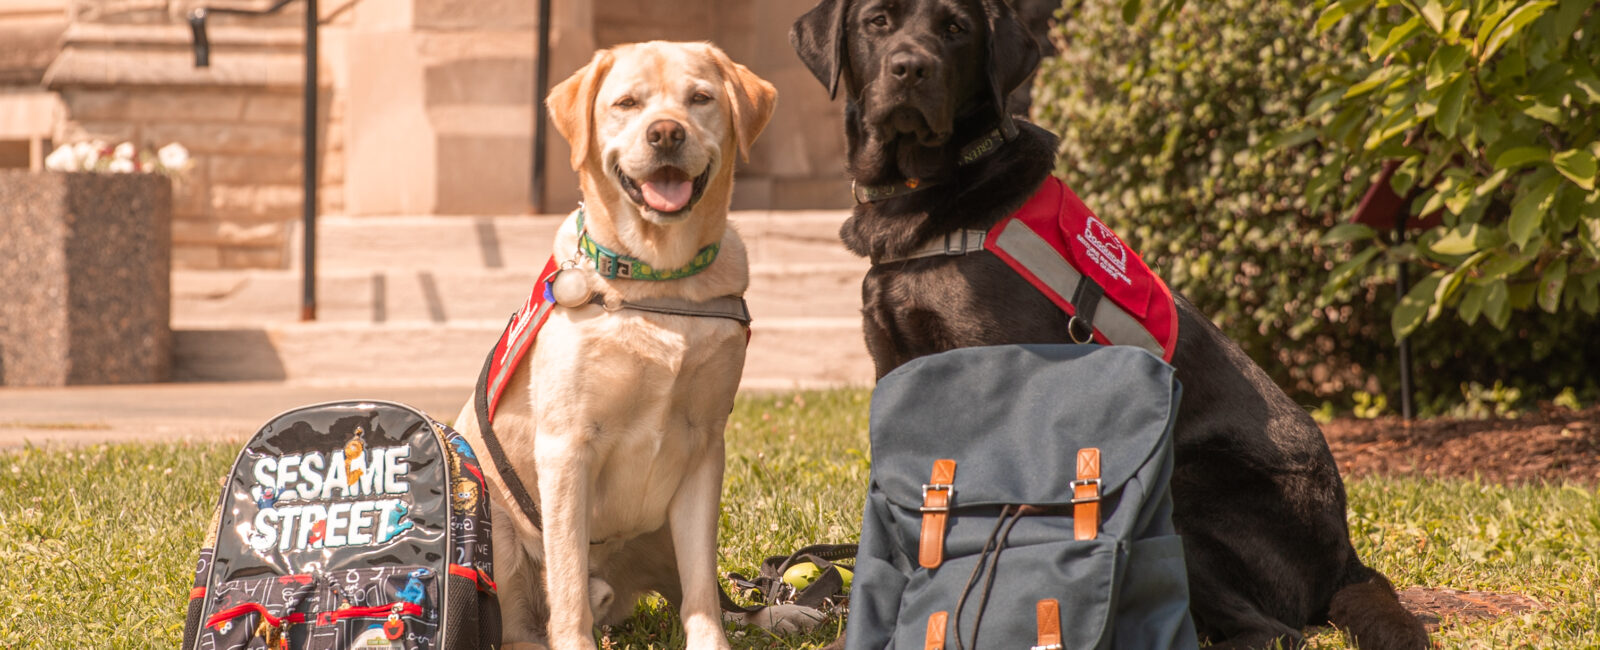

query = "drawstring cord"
[952,505,1029,650]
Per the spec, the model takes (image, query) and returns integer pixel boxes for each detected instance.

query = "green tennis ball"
[837,567,853,591]
[782,562,823,590]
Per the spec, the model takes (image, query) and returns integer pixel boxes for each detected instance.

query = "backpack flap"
[869,344,1180,534]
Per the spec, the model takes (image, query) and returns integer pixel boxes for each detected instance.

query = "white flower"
[113,142,136,161]
[107,158,136,173]
[45,145,78,171]
[72,141,100,169]
[157,143,191,171]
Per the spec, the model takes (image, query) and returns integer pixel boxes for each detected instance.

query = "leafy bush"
[1032,0,1600,410]
[1035,0,1381,399]
[1308,0,1599,339]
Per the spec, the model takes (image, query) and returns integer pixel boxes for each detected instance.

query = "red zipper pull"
[383,604,405,640]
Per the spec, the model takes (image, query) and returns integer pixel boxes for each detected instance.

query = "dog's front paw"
[548,637,597,650]
[587,576,616,621]
[724,604,828,635]
[503,643,551,650]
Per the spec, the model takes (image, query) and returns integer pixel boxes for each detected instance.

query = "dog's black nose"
[889,52,931,85]
[647,120,686,152]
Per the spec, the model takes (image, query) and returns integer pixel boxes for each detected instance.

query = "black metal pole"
[1395,214,1414,422]
[531,0,552,213]
[301,0,318,321]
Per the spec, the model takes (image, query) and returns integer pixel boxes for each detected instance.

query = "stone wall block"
[242,93,304,124]
[171,165,211,217]
[57,89,130,122]
[413,0,536,30]
[220,246,286,269]
[210,154,301,186]
[173,243,222,270]
[126,91,247,123]
[143,122,301,156]
[59,119,138,144]
[210,183,301,219]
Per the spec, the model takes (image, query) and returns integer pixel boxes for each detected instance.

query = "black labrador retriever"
[790,0,1429,648]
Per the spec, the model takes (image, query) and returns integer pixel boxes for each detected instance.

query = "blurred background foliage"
[1031,0,1600,415]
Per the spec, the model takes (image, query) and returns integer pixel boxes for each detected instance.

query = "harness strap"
[586,294,752,325]
[474,347,544,531]
[1032,599,1063,650]
[873,229,989,265]
[919,459,957,569]
[1073,448,1102,541]
[1068,276,1105,344]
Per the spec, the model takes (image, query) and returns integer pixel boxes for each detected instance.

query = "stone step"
[174,317,872,391]
[288,211,858,272]
[173,262,867,325]
[173,210,874,388]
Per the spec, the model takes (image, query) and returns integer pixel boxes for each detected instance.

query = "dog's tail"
[1327,566,1430,650]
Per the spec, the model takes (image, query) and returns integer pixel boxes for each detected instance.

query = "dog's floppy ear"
[709,47,779,162]
[790,0,850,99]
[983,0,1041,137]
[546,49,616,170]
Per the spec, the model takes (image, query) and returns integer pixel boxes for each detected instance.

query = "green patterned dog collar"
[575,209,720,280]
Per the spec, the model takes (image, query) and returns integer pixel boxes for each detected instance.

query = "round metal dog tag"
[550,269,596,308]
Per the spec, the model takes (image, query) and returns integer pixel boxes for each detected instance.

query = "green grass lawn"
[2,389,1597,648]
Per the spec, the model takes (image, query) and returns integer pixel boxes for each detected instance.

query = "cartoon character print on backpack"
[437,421,494,579]
[239,424,419,554]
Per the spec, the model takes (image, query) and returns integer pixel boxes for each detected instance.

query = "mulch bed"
[1395,587,1544,633]
[1323,404,1600,485]
[1318,404,1600,635]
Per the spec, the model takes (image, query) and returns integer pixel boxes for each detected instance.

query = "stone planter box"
[0,171,173,386]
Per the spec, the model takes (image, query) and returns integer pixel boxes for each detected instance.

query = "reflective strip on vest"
[984,177,1178,362]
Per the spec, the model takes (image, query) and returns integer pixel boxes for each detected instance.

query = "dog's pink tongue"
[640,173,693,213]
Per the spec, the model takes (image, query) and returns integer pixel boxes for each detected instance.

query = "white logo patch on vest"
[1076,216,1132,285]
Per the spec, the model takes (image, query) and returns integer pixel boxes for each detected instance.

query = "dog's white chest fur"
[528,306,746,541]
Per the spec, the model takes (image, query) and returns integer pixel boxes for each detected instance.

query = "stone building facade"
[0,0,851,269]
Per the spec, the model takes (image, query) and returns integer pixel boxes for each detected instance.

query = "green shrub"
[1032,0,1600,411]
[1308,0,1600,339]
[1034,0,1379,399]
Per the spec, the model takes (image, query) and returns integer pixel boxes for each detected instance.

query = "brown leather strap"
[1073,448,1102,541]
[1033,599,1063,649]
[924,611,949,650]
[919,459,957,569]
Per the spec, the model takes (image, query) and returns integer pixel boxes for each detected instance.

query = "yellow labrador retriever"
[452,42,776,650]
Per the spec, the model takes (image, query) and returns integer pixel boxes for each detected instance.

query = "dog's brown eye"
[946,21,964,34]
[615,97,638,109]
[691,92,713,104]
[869,14,888,27]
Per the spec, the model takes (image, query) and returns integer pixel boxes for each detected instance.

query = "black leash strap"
[474,331,544,531]
[725,543,858,611]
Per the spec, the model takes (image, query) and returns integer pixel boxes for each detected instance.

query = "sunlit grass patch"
[1,389,1596,648]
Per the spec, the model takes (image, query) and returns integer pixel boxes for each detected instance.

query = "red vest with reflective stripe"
[984,176,1179,362]
[483,257,560,421]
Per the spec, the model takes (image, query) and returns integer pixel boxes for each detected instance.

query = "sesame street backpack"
[181,400,499,650]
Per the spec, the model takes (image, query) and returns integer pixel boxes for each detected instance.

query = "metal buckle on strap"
[1069,477,1102,505]
[943,230,984,256]
[944,231,967,255]
[921,483,954,513]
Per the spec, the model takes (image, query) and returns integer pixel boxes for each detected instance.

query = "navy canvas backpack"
[844,345,1198,650]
